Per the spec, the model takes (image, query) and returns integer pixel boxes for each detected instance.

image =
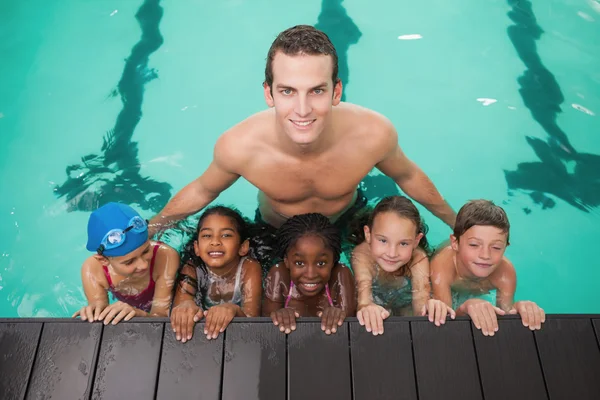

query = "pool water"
[1,0,599,317]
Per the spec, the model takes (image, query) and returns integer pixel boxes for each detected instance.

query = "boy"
[431,200,545,336]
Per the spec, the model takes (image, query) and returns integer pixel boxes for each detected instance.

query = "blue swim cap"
[86,202,149,257]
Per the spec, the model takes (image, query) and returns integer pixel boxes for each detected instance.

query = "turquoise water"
[1,0,599,317]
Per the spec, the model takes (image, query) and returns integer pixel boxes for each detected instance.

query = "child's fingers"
[86,306,96,322]
[71,310,80,319]
[448,306,456,320]
[493,306,506,316]
[469,309,482,331]
[270,311,279,326]
[540,307,546,324]
[93,306,103,321]
[177,314,186,341]
[193,309,204,322]
[98,306,111,321]
[434,301,443,326]
[357,310,365,326]
[363,310,373,333]
[102,308,119,326]
[375,313,384,335]
[526,303,535,329]
[439,304,448,325]
[124,310,136,322]
[485,307,498,335]
[111,309,129,325]
[421,304,427,317]
[533,307,542,330]
[203,311,213,335]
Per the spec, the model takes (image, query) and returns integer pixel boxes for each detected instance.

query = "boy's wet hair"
[264,25,339,90]
[454,200,510,244]
[350,195,432,256]
[276,213,342,266]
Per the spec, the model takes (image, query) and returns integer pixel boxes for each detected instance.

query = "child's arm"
[170,263,202,343]
[262,264,298,334]
[239,258,263,317]
[351,243,389,335]
[203,258,263,340]
[149,244,180,317]
[430,248,456,307]
[319,264,356,335]
[72,259,110,322]
[493,260,545,330]
[411,255,456,326]
[409,254,431,315]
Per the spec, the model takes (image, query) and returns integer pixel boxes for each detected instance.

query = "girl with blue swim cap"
[72,202,179,325]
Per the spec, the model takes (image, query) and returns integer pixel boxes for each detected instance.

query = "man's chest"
[243,155,374,202]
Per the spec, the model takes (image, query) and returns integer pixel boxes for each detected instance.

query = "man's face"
[451,225,508,278]
[264,52,342,147]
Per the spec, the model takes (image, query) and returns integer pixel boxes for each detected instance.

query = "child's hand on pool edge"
[98,301,140,325]
[509,301,545,330]
[170,300,203,343]
[203,303,238,340]
[72,303,107,323]
[460,299,505,337]
[357,303,389,336]
[271,308,300,334]
[421,299,456,326]
[318,307,345,335]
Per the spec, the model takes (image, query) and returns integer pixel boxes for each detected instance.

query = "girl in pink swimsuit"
[262,213,356,335]
[73,202,179,325]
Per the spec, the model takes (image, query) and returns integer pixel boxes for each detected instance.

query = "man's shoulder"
[335,103,397,146]
[214,110,274,165]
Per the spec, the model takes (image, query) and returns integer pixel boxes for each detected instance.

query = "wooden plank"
[350,321,417,400]
[0,323,42,400]
[535,318,600,399]
[288,322,352,400]
[222,322,286,400]
[156,323,223,400]
[26,322,102,400]
[594,319,600,349]
[411,320,482,400]
[92,322,163,400]
[473,319,547,400]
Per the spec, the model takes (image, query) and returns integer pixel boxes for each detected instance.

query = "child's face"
[107,240,153,277]
[364,212,423,273]
[194,214,246,270]
[451,225,508,278]
[284,234,335,297]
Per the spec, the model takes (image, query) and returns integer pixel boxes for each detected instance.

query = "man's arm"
[375,124,456,228]
[148,137,242,236]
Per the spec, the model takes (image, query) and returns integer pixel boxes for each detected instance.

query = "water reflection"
[54,0,171,213]
[315,0,362,102]
[503,0,600,213]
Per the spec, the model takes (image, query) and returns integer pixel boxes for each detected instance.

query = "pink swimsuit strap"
[285,280,334,308]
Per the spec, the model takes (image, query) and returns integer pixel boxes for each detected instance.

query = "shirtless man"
[149,25,455,242]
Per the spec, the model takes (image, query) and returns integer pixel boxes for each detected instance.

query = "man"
[149,25,455,243]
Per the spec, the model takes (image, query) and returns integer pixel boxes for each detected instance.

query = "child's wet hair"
[180,205,250,268]
[176,206,251,303]
[350,195,432,256]
[454,200,510,244]
[276,213,342,266]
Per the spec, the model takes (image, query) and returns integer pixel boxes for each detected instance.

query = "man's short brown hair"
[264,25,339,89]
[454,200,510,244]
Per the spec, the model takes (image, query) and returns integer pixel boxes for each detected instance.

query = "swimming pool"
[1,0,598,317]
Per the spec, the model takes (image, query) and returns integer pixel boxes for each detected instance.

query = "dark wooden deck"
[1,315,599,399]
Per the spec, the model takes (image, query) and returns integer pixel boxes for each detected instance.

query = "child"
[262,213,356,335]
[351,196,455,336]
[170,206,262,342]
[431,199,545,336]
[73,202,179,324]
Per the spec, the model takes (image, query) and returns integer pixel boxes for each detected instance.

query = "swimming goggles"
[96,216,148,255]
